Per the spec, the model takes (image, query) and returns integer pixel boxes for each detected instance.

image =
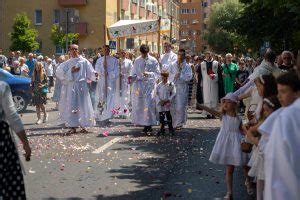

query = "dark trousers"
[159,111,173,132]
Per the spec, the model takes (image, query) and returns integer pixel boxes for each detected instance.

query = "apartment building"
[119,0,180,53]
[0,0,180,56]
[0,0,118,56]
[179,0,203,55]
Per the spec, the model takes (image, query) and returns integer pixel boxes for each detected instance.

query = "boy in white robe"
[156,71,176,136]
[130,44,160,133]
[95,45,119,124]
[264,68,300,200]
[56,44,98,135]
[171,49,193,129]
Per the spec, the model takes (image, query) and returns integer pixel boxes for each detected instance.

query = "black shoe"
[169,129,175,136]
[211,115,216,119]
[157,130,165,136]
[143,126,148,133]
[147,126,153,133]
[206,115,211,119]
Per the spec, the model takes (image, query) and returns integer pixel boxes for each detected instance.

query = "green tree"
[204,0,246,54]
[9,13,39,53]
[235,0,300,53]
[50,24,79,53]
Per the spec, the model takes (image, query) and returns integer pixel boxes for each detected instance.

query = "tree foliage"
[9,13,39,53]
[50,24,79,52]
[204,0,246,54]
[234,0,300,53]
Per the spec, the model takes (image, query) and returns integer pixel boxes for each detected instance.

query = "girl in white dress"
[198,92,251,200]
[245,96,281,200]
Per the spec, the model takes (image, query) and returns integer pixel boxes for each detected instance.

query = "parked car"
[0,68,32,112]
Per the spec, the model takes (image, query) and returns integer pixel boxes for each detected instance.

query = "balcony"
[74,22,88,35]
[58,0,87,6]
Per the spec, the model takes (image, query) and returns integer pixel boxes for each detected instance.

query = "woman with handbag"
[31,62,48,124]
[0,81,31,199]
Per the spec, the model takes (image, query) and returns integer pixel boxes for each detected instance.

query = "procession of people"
[1,43,300,200]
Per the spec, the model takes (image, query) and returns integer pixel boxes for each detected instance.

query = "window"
[55,46,63,55]
[139,0,145,7]
[203,2,208,7]
[191,8,196,14]
[181,9,190,14]
[121,9,125,19]
[181,20,188,25]
[203,12,207,18]
[132,0,137,4]
[35,10,42,25]
[203,23,207,30]
[53,9,60,24]
[152,5,157,14]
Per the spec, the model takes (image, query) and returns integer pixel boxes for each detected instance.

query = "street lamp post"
[65,10,69,52]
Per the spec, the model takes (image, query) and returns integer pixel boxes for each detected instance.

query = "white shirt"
[20,64,29,77]
[160,51,177,82]
[45,63,54,76]
[264,98,300,200]
[156,81,176,112]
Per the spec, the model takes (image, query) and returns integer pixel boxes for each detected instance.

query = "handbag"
[241,138,253,153]
[41,86,49,94]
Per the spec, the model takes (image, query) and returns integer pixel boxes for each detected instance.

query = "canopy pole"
[157,16,161,54]
[117,0,121,52]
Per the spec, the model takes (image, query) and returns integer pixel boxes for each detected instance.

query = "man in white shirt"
[160,42,177,82]
[56,44,98,135]
[130,44,160,133]
[200,51,219,118]
[115,50,133,118]
[95,45,119,124]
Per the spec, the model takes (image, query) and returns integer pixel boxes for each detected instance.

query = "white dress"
[209,115,244,166]
[249,108,284,180]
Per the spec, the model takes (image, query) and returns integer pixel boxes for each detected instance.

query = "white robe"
[155,81,176,112]
[115,58,133,116]
[160,51,177,82]
[201,60,219,110]
[264,98,300,200]
[131,55,160,126]
[56,56,96,128]
[170,61,192,127]
[95,56,119,121]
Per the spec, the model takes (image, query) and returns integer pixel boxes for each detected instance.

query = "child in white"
[155,71,176,136]
[198,92,251,199]
[245,96,281,200]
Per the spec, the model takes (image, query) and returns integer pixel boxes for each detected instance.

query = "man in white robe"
[170,49,193,129]
[264,59,300,200]
[56,44,97,135]
[115,50,133,118]
[95,45,119,124]
[160,42,177,82]
[200,51,219,118]
[130,44,160,133]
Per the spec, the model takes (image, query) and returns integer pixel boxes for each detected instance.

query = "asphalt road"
[16,100,254,200]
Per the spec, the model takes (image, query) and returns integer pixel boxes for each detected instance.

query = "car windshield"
[0,69,14,79]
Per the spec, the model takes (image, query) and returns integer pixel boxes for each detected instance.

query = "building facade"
[0,0,180,56]
[179,0,203,55]
[119,0,180,54]
[0,0,118,56]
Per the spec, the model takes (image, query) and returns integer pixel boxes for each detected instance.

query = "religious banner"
[108,19,170,39]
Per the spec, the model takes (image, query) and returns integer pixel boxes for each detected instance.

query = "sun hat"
[221,92,239,103]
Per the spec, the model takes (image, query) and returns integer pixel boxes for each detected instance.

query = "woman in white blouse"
[0,81,31,199]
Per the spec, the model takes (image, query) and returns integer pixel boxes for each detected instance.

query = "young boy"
[156,71,176,136]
